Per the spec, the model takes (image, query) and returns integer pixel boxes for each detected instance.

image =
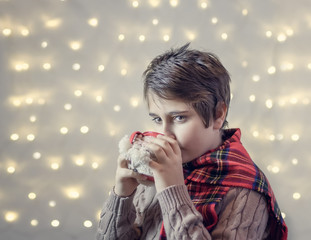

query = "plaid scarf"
[159,128,288,240]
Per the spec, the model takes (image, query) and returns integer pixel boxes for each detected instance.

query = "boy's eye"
[151,117,162,124]
[174,115,186,122]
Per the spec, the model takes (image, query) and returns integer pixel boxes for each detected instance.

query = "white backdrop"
[0,0,310,239]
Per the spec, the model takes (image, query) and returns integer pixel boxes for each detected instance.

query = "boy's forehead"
[147,92,192,112]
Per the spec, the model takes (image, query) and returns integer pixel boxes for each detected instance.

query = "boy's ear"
[213,102,227,130]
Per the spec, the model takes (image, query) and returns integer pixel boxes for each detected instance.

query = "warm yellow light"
[74,90,83,97]
[130,97,139,107]
[98,64,105,72]
[49,201,56,207]
[291,134,300,141]
[64,103,72,110]
[2,28,12,36]
[163,34,170,42]
[21,28,30,36]
[268,134,275,141]
[7,166,16,174]
[252,75,260,82]
[51,162,60,170]
[252,131,259,138]
[45,18,62,28]
[80,126,89,134]
[121,69,127,76]
[29,115,37,123]
[12,99,22,107]
[281,212,286,219]
[25,97,34,105]
[265,30,272,38]
[92,162,99,169]
[41,41,48,48]
[88,18,98,27]
[280,62,294,71]
[292,158,298,165]
[286,28,294,36]
[72,63,81,70]
[249,95,256,102]
[302,98,310,105]
[139,35,146,42]
[5,211,18,222]
[60,127,69,135]
[67,189,80,199]
[293,192,301,200]
[265,99,273,109]
[30,219,39,226]
[277,33,287,42]
[96,209,102,220]
[186,32,196,41]
[27,134,35,141]
[75,157,85,166]
[221,33,228,40]
[33,152,41,159]
[96,95,103,102]
[289,97,298,104]
[51,220,60,227]
[152,19,159,25]
[242,9,248,16]
[38,98,46,105]
[132,0,139,7]
[272,166,280,173]
[149,0,160,7]
[170,0,178,7]
[70,41,81,50]
[114,105,121,112]
[277,99,286,107]
[84,220,93,228]
[267,66,276,74]
[200,1,208,9]
[15,62,29,71]
[118,34,125,41]
[267,164,280,173]
[43,63,51,70]
[211,17,218,24]
[109,129,116,136]
[28,192,37,200]
[10,133,19,141]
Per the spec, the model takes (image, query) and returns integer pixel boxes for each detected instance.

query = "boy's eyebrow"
[149,110,189,117]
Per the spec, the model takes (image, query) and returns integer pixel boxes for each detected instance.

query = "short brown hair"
[143,43,231,128]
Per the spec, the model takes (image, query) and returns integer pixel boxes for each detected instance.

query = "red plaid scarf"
[159,128,288,240]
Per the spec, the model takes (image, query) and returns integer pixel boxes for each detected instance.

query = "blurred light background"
[0,0,310,239]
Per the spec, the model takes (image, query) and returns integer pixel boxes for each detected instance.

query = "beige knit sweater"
[97,184,270,240]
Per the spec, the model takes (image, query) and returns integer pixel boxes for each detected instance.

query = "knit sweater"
[97,129,287,239]
[96,185,269,239]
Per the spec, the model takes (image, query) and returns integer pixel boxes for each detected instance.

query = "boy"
[96,43,288,239]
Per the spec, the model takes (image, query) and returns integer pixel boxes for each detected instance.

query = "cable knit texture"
[96,185,270,240]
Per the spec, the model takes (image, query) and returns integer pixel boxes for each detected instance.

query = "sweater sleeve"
[96,189,140,240]
[212,187,270,239]
[157,185,269,240]
[157,184,212,240]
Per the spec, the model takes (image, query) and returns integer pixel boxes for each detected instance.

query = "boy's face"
[147,92,223,163]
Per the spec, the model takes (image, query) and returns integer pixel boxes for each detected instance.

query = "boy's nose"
[163,125,175,138]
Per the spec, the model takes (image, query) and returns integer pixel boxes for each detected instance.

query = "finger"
[148,136,180,159]
[144,141,168,162]
[117,167,149,182]
[148,159,160,169]
[156,134,181,155]
[117,155,129,168]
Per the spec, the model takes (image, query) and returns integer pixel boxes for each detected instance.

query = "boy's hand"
[114,156,148,197]
[145,135,185,193]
